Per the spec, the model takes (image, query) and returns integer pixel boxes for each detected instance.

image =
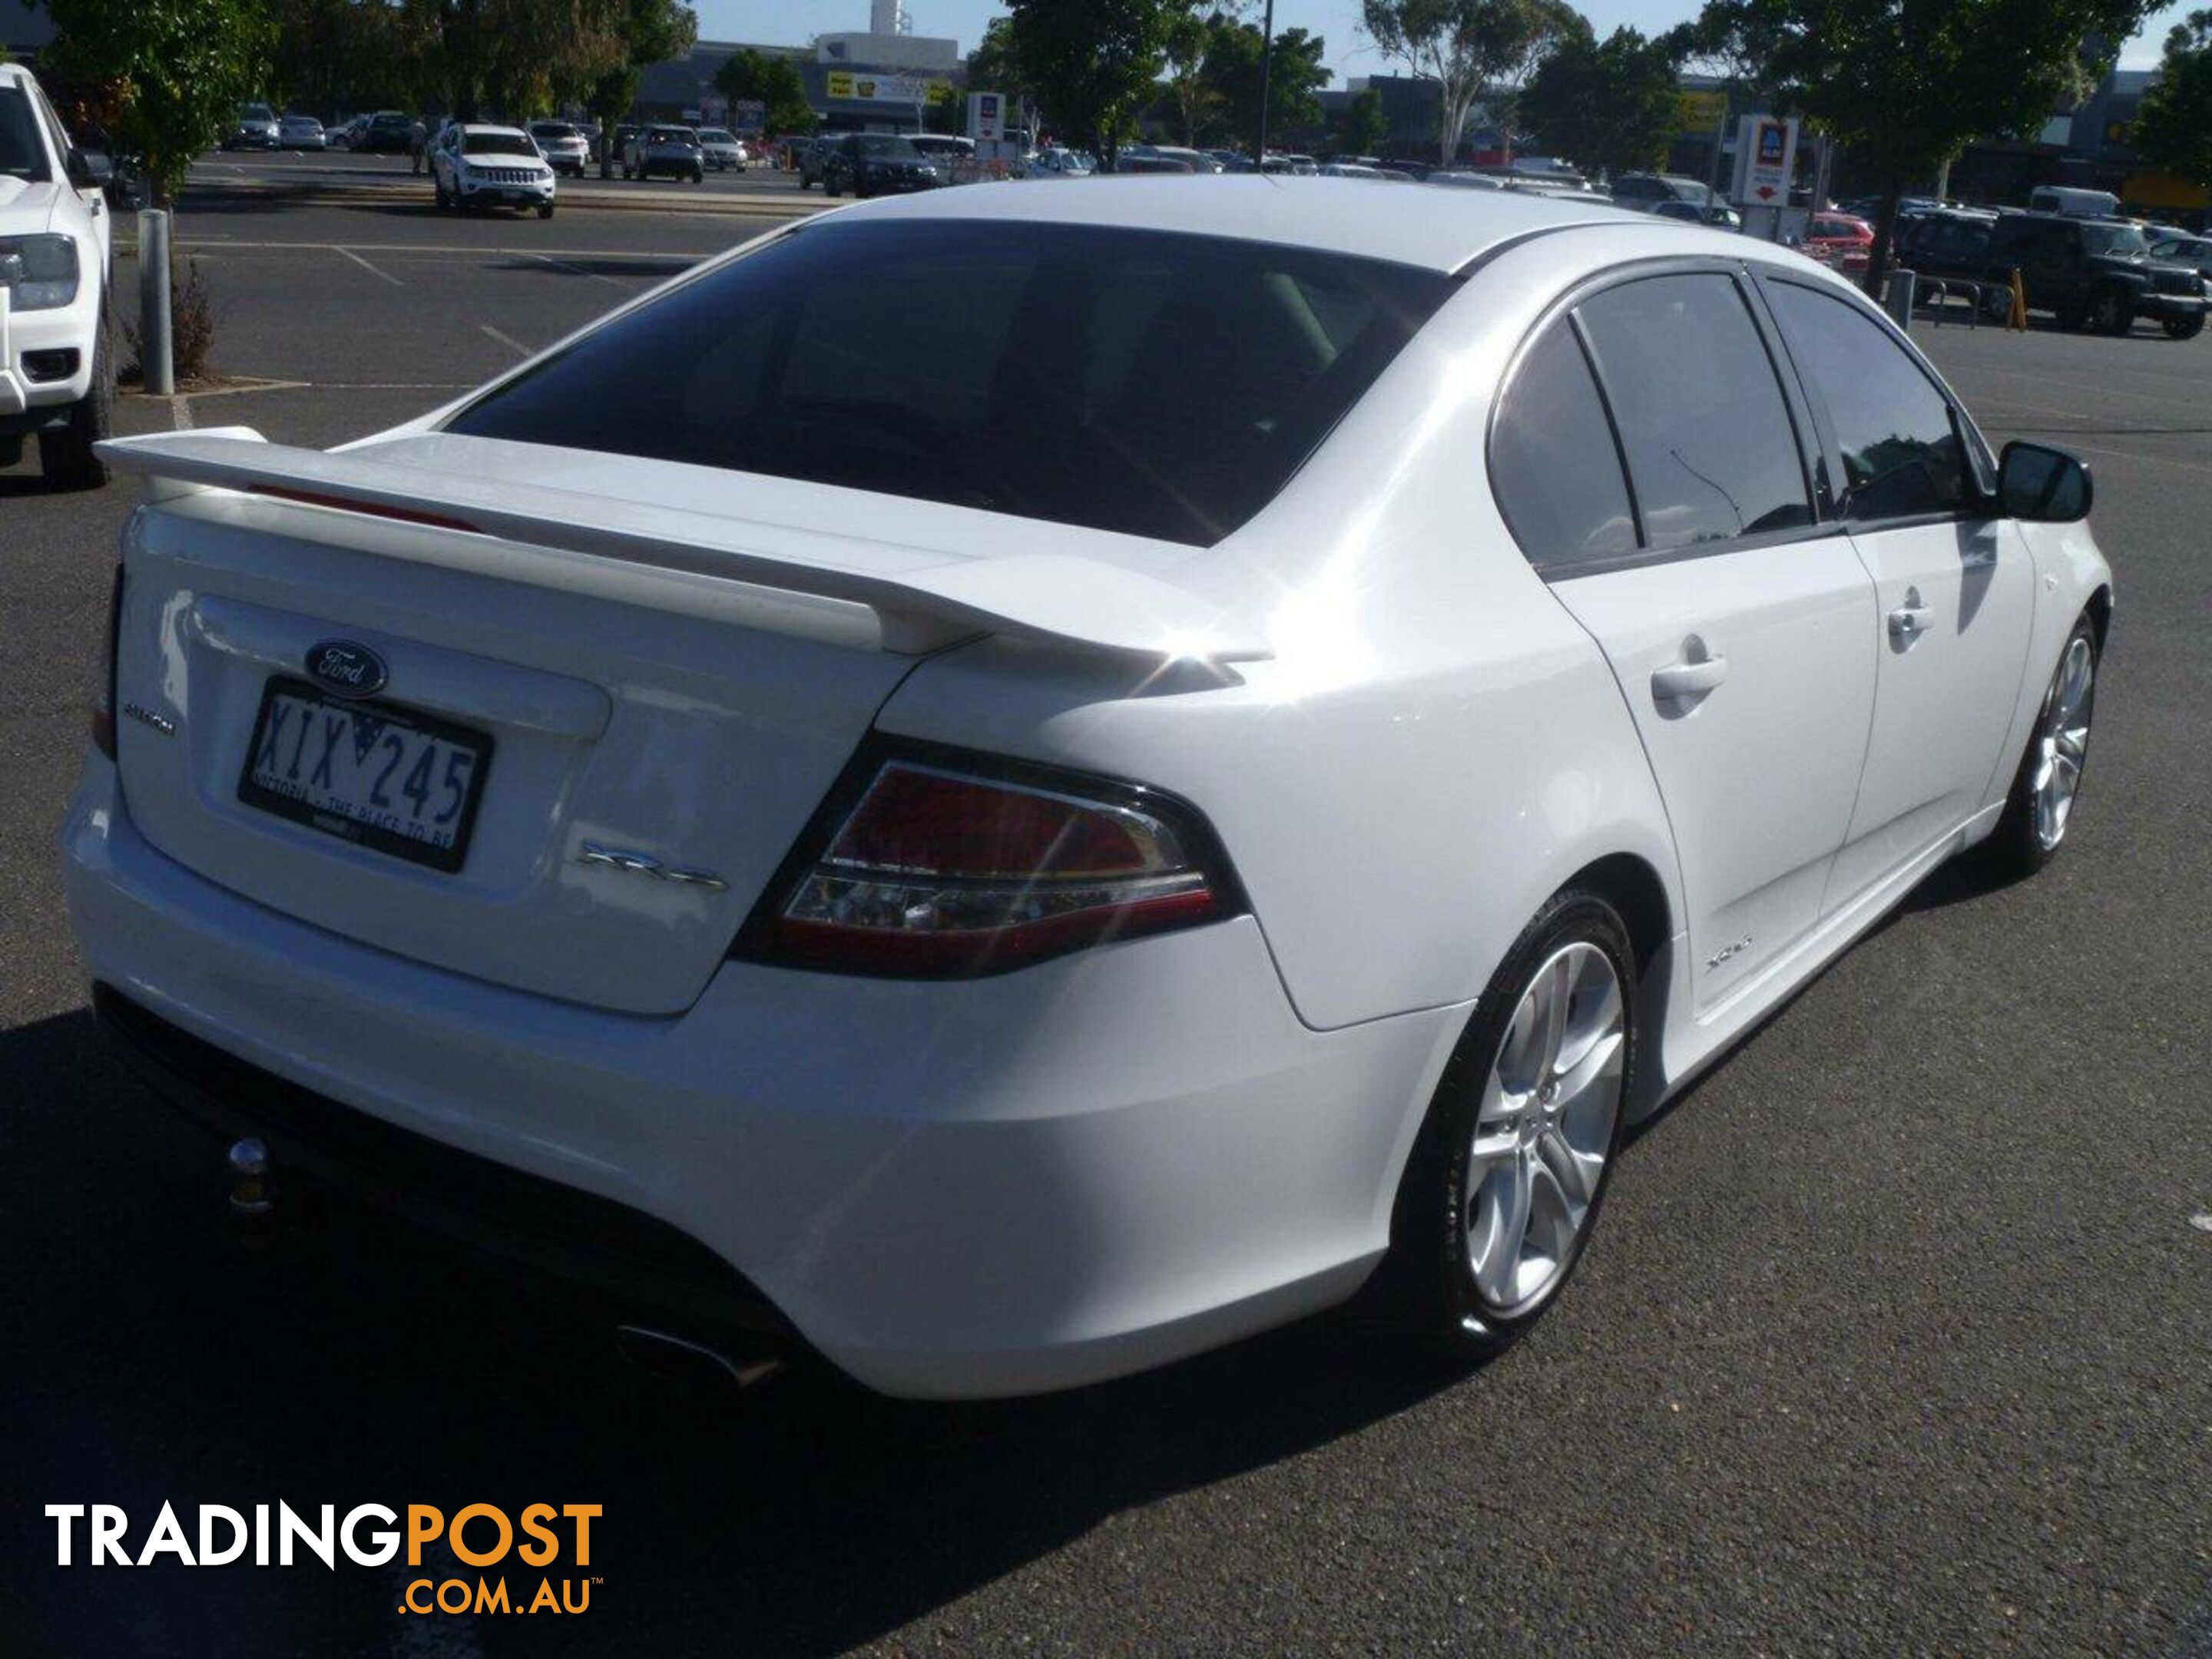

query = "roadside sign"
[968,92,1004,144]
[1731,114,1799,206]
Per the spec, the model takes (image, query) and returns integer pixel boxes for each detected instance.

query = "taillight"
[743,747,1238,976]
[91,563,124,760]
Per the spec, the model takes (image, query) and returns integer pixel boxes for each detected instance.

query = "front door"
[1758,276,2039,909]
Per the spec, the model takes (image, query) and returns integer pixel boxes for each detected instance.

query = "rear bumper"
[61,757,1462,1397]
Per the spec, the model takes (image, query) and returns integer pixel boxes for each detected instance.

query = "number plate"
[237,678,493,873]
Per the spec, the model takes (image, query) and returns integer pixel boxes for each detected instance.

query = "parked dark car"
[352,111,417,155]
[1895,210,2002,311]
[823,133,942,197]
[1611,172,1716,212]
[796,134,836,189]
[1985,211,2207,338]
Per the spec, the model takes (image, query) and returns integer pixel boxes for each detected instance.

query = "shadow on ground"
[0,1006,1469,1656]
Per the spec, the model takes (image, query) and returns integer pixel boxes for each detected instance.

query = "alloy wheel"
[1465,942,1626,1313]
[2032,634,2094,850]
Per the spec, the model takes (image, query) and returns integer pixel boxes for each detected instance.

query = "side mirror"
[65,147,100,190]
[1997,440,2092,523]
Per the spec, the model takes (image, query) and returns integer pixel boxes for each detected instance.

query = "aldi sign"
[1731,114,1799,206]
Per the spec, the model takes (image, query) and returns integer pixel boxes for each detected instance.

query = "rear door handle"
[1651,649,1728,700]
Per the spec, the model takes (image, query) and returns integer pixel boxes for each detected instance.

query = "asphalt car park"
[2,191,2207,1656]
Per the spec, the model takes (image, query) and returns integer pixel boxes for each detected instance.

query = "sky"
[699,0,2191,84]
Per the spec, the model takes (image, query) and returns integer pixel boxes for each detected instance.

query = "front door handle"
[1651,641,1728,701]
[1888,586,1935,644]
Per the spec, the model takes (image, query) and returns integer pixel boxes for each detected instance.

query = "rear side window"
[1489,323,1637,571]
[1764,281,1972,522]
[445,220,1455,546]
[1575,273,1812,550]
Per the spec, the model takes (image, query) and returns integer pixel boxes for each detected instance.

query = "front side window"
[445,220,1455,546]
[1575,273,1812,550]
[2081,222,2149,257]
[1490,323,1637,573]
[1765,280,1973,522]
[0,88,55,180]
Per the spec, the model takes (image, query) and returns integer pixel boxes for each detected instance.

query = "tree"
[581,0,695,177]
[713,47,814,136]
[1333,84,1389,154]
[1517,25,1680,179]
[272,0,423,116]
[2133,10,2212,190]
[1686,0,2154,297]
[1360,0,1584,164]
[1005,0,1188,164]
[966,16,1035,131]
[44,0,276,205]
[1202,15,1329,151]
[1161,8,1214,144]
[925,81,965,134]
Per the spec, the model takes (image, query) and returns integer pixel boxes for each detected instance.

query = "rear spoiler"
[96,429,1270,664]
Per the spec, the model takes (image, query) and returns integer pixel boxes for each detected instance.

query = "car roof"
[461,124,531,138]
[820,176,1637,272]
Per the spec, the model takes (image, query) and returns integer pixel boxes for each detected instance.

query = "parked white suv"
[430,124,557,217]
[0,63,113,488]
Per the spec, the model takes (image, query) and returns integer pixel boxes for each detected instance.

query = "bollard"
[137,207,174,396]
[1883,267,1916,334]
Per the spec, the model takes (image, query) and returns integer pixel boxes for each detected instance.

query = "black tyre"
[433,176,449,209]
[41,324,114,492]
[1974,614,2098,879]
[2089,285,2134,336]
[2163,313,2204,340]
[537,202,554,219]
[1374,889,1637,1364]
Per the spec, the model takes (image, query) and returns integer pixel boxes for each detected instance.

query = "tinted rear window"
[445,220,1455,545]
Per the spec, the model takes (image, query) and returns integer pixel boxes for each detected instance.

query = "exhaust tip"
[614,1323,785,1392]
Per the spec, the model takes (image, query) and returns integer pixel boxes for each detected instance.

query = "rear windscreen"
[443,219,1455,545]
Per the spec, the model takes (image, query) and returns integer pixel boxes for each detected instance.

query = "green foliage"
[1360,0,1587,162]
[2133,9,2212,187]
[966,18,1032,115]
[925,81,965,134]
[712,47,814,134]
[272,0,423,114]
[1201,15,1330,147]
[1005,0,1188,160]
[1333,85,1389,154]
[45,0,276,204]
[1160,8,1214,144]
[1687,0,2153,287]
[1518,25,1681,177]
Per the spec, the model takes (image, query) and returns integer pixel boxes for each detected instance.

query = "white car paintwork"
[62,179,2112,1396]
[0,63,109,423]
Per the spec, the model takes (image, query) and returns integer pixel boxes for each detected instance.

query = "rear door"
[1759,275,2037,909]
[1495,267,1879,1013]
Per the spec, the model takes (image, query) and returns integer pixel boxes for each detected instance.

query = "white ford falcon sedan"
[64,180,2109,1398]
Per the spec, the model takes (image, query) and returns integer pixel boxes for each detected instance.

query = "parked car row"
[1903,209,2207,337]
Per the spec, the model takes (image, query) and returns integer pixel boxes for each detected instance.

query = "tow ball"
[226,1136,275,1233]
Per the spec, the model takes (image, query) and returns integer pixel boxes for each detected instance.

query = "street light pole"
[1254,0,1274,165]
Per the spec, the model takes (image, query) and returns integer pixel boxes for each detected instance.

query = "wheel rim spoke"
[2032,640,2093,850]
[1465,940,1627,1313]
